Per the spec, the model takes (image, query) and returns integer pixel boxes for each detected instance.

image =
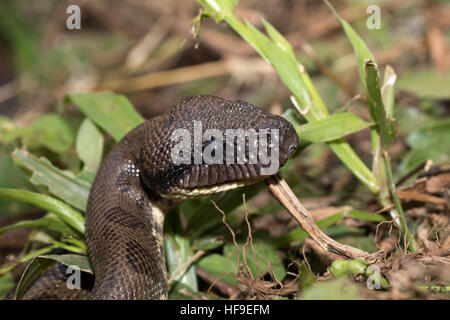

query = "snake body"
[21,95,298,299]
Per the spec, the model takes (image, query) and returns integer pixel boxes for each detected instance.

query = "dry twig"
[265,173,380,261]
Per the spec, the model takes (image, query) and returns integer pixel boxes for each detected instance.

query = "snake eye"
[288,144,297,157]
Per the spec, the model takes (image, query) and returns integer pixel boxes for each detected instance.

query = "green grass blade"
[325,0,376,87]
[0,188,85,234]
[0,215,75,236]
[297,113,371,142]
[262,18,296,61]
[0,244,57,276]
[365,61,397,150]
[244,21,312,114]
[49,240,86,254]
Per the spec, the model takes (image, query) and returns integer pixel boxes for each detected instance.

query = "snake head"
[140,95,299,199]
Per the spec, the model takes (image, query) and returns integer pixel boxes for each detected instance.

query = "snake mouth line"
[164,177,266,199]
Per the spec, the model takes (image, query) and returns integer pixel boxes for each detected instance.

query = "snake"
[20,95,298,300]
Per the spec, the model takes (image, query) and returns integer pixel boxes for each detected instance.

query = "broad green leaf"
[365,60,396,150]
[76,118,104,174]
[65,92,144,141]
[396,107,433,136]
[297,113,371,142]
[399,119,450,174]
[406,119,450,148]
[200,240,286,288]
[399,148,449,177]
[224,240,286,282]
[325,0,375,87]
[397,70,450,99]
[31,114,75,153]
[12,149,90,211]
[0,188,84,235]
[298,261,316,292]
[0,215,75,236]
[0,272,14,300]
[1,115,74,152]
[197,253,238,286]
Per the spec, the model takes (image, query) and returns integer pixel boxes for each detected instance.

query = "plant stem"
[382,152,417,252]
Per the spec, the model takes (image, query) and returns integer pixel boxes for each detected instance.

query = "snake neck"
[85,122,169,299]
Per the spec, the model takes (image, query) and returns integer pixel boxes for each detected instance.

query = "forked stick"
[265,173,369,260]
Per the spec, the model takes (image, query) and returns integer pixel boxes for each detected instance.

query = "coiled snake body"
[22,96,298,299]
